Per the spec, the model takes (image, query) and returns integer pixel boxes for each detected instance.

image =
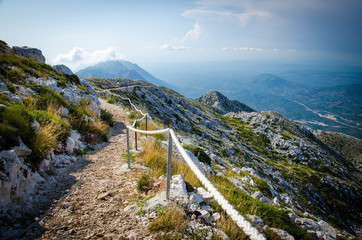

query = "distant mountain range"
[76,60,173,89]
[231,74,362,139]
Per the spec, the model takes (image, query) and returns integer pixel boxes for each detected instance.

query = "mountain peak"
[75,60,172,88]
[198,90,255,115]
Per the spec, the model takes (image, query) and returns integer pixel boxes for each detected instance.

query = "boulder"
[54,64,73,75]
[170,174,188,199]
[11,138,31,157]
[189,192,204,205]
[247,214,265,230]
[12,46,46,63]
[142,191,168,213]
[211,212,221,222]
[31,120,40,133]
[80,78,97,96]
[65,130,84,154]
[251,191,264,200]
[197,187,213,202]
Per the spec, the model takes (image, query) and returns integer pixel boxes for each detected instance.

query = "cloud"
[53,47,125,67]
[233,47,264,51]
[182,22,201,42]
[182,3,282,26]
[160,22,201,51]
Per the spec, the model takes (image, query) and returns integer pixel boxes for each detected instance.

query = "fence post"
[135,123,138,151]
[166,130,172,200]
[126,128,130,169]
[145,114,148,138]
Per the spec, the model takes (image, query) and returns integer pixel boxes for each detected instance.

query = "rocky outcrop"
[12,46,46,63]
[198,90,255,114]
[54,64,73,75]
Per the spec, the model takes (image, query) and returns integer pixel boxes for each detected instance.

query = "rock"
[60,106,69,117]
[114,164,131,175]
[197,187,213,202]
[273,197,280,205]
[269,228,295,240]
[142,191,168,213]
[83,94,101,117]
[52,154,73,167]
[211,212,221,222]
[318,220,337,239]
[80,78,97,96]
[31,120,40,133]
[197,209,210,222]
[0,79,8,91]
[247,214,265,230]
[12,46,46,63]
[54,64,73,75]
[189,192,204,205]
[251,191,264,200]
[11,138,32,157]
[97,191,113,200]
[0,103,7,111]
[62,88,82,105]
[170,174,187,199]
[65,130,83,154]
[260,196,271,204]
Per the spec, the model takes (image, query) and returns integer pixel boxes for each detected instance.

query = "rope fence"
[101,88,266,240]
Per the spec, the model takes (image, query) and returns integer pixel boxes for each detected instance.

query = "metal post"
[166,131,172,200]
[135,122,138,151]
[126,128,130,169]
[145,114,148,138]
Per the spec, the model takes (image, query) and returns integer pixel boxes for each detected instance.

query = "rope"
[98,87,266,240]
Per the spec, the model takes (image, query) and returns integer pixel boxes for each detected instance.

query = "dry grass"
[140,139,201,187]
[215,213,248,240]
[31,122,62,166]
[148,204,188,232]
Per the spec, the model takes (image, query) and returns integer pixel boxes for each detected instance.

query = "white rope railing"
[99,87,266,240]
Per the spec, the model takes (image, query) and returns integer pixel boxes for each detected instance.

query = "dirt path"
[32,100,156,239]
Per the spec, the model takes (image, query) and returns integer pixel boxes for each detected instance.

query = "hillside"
[91,77,362,239]
[0,40,115,238]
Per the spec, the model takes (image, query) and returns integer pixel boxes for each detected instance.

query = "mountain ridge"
[76,60,173,88]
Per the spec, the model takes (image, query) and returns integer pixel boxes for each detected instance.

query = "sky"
[0,0,362,71]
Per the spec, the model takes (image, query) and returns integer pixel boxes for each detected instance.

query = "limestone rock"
[189,192,204,205]
[170,174,188,199]
[142,191,168,213]
[11,138,31,157]
[197,187,213,202]
[65,130,84,155]
[54,64,73,75]
[247,214,265,230]
[12,46,46,63]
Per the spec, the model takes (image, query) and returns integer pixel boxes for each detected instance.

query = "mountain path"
[35,100,157,239]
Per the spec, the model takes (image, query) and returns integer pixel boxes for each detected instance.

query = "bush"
[148,205,187,232]
[137,173,150,191]
[183,144,212,165]
[100,109,114,127]
[0,104,34,149]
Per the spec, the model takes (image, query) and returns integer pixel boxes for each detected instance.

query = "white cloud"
[53,47,125,68]
[160,22,200,51]
[233,47,264,51]
[182,5,281,26]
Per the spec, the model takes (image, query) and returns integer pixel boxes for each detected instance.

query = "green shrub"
[0,104,34,149]
[100,109,114,127]
[183,144,211,165]
[137,173,150,191]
